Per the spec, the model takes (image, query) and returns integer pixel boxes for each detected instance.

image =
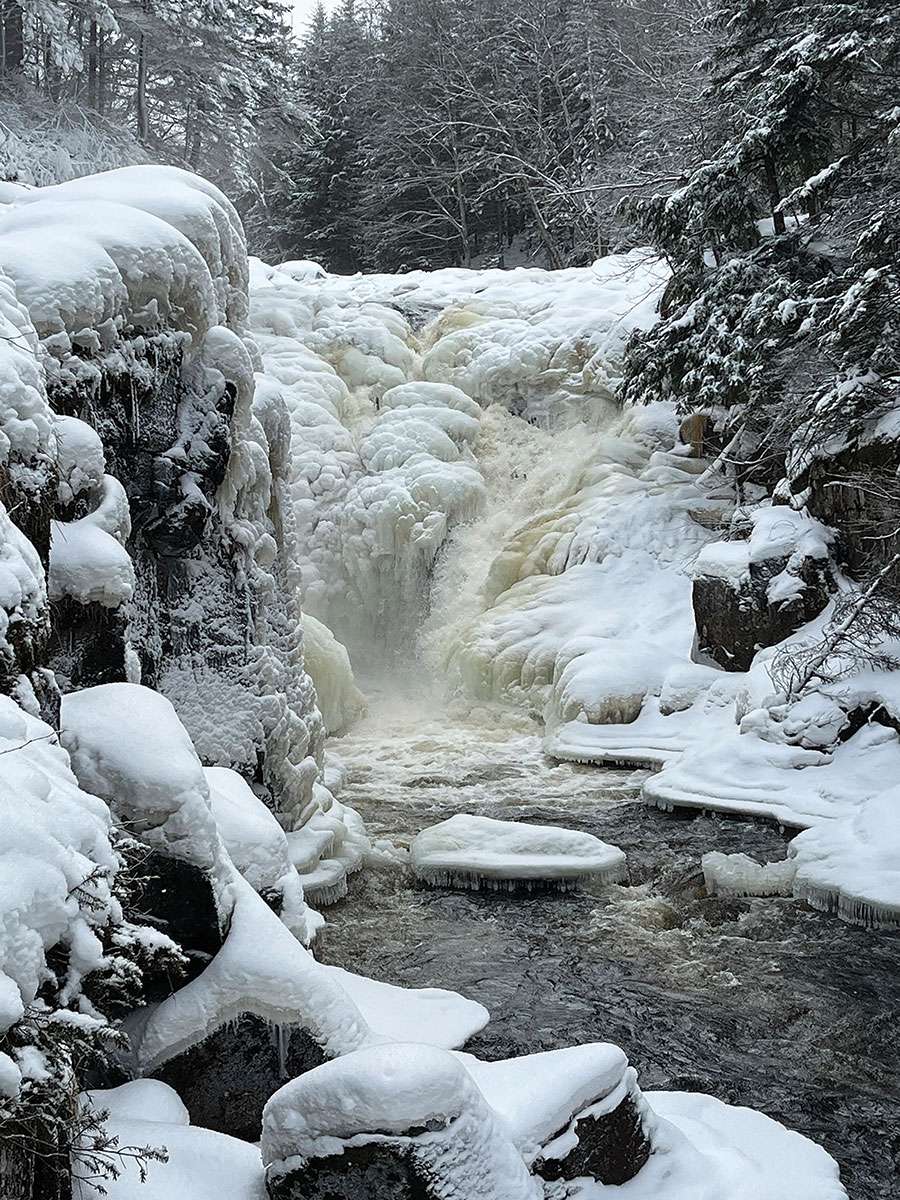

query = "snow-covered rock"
[0,696,118,1041]
[262,1042,542,1200]
[410,813,627,892]
[61,683,226,881]
[455,1042,652,1182]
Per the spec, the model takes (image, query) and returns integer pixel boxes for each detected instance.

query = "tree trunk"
[87,21,99,109]
[1,0,24,75]
[136,30,149,140]
[763,155,786,235]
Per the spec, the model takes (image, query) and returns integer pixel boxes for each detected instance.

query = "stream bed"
[319,700,900,1200]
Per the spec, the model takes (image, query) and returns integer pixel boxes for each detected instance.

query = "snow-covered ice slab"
[323,964,489,1051]
[410,813,626,892]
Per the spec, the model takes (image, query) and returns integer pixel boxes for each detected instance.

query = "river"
[317,688,900,1200]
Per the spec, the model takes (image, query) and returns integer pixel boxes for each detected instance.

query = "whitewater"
[246,254,900,1199]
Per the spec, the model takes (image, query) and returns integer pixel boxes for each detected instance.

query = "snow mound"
[82,1078,190,1126]
[0,696,118,1040]
[205,766,292,893]
[61,683,225,880]
[54,415,105,505]
[49,516,135,607]
[75,1088,265,1200]
[323,964,489,1051]
[410,813,626,892]
[262,1042,541,1200]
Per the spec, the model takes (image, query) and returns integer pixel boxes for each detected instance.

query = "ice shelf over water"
[410,813,627,892]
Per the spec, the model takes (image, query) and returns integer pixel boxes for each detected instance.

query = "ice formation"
[702,853,797,899]
[246,251,667,667]
[410,813,627,892]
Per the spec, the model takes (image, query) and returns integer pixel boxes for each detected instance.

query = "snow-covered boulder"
[262,1043,542,1200]
[410,813,627,892]
[455,1042,653,1184]
[75,1080,266,1200]
[61,683,231,957]
[692,505,834,671]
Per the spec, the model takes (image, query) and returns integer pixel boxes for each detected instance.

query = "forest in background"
[1,0,898,588]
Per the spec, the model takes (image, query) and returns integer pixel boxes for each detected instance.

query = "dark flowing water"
[319,701,900,1200]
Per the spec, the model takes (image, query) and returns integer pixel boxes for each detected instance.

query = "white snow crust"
[410,813,627,890]
[75,1085,265,1200]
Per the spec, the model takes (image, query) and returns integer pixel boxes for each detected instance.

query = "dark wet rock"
[804,436,900,576]
[136,851,225,964]
[534,1092,651,1185]
[155,1016,326,1141]
[48,597,128,690]
[267,1144,434,1200]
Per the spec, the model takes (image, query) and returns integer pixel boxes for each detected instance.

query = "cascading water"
[248,257,900,1200]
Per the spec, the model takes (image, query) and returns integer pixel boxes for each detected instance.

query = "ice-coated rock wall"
[0,166,325,828]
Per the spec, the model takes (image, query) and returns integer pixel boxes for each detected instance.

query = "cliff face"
[0,168,336,1197]
[0,166,324,829]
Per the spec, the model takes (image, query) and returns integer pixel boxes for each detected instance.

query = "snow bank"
[262,1042,542,1200]
[0,696,118,1042]
[75,1083,265,1200]
[410,813,627,892]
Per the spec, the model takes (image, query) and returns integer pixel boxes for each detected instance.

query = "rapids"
[319,691,900,1200]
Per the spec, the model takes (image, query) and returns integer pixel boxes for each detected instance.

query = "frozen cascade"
[245,258,900,1200]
